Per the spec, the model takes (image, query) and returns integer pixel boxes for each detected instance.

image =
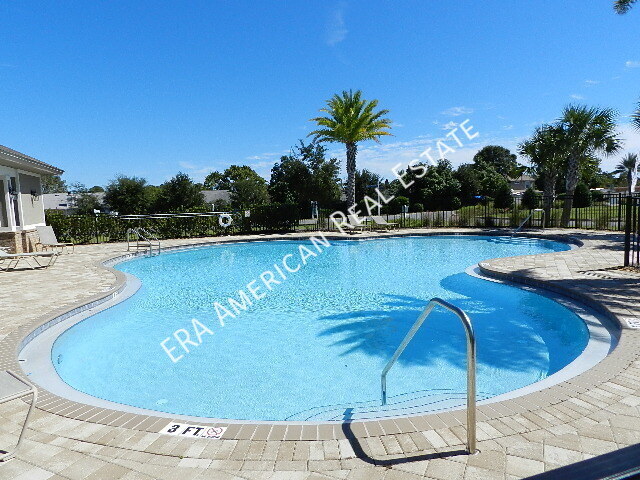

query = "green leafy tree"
[521,187,539,210]
[473,145,521,179]
[493,183,514,209]
[573,183,593,208]
[557,105,621,227]
[420,160,462,210]
[104,176,150,215]
[89,185,104,193]
[454,164,482,205]
[269,141,341,207]
[154,172,205,212]
[205,165,269,208]
[614,0,637,13]
[355,169,383,202]
[613,153,639,194]
[388,196,409,214]
[478,169,510,198]
[309,90,392,207]
[41,174,67,193]
[67,182,102,215]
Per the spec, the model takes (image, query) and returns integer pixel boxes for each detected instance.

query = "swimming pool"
[50,235,591,421]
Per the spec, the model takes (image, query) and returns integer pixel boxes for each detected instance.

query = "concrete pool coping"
[2,229,637,443]
[17,233,619,425]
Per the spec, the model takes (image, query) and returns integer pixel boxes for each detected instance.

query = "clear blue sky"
[2,1,639,187]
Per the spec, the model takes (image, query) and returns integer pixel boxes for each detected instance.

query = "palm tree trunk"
[345,142,357,207]
[560,155,579,227]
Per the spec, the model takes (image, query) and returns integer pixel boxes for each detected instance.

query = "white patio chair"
[0,249,58,271]
[370,215,399,230]
[36,226,74,254]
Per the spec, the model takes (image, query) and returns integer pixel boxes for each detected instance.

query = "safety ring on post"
[218,214,233,228]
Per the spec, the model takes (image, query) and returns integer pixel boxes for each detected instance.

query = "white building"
[0,145,64,252]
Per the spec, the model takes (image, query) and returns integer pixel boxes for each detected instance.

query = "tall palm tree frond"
[309,90,392,207]
[557,105,622,226]
[632,101,640,131]
[613,153,638,174]
[614,0,637,14]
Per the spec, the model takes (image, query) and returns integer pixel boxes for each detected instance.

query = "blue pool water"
[52,236,588,421]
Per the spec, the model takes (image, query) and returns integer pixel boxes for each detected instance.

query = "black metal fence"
[308,193,636,232]
[624,195,640,267]
[46,193,638,245]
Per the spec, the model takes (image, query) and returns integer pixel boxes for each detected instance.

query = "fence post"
[617,193,622,231]
[624,196,632,267]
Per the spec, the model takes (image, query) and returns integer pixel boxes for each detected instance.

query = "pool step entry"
[285,388,493,422]
[381,298,477,454]
[126,227,161,256]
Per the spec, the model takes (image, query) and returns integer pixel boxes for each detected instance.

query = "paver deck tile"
[1,229,639,478]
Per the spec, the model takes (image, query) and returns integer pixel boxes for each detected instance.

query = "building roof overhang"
[0,145,64,176]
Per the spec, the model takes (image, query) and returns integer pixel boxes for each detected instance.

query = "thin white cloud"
[177,161,218,181]
[245,151,283,161]
[326,6,348,46]
[441,106,474,116]
[626,60,640,68]
[570,94,584,100]
[584,79,600,86]
[442,121,458,130]
[503,125,514,130]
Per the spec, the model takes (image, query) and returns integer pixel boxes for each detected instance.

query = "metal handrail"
[126,227,161,255]
[512,208,545,236]
[380,297,477,454]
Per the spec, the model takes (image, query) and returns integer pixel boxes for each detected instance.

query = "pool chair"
[0,249,58,271]
[370,215,399,230]
[345,214,369,233]
[0,371,38,462]
[36,225,74,254]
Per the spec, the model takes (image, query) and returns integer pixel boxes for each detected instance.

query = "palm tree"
[309,90,392,207]
[557,105,621,227]
[613,153,639,194]
[519,125,567,225]
[614,0,637,13]
[632,101,640,131]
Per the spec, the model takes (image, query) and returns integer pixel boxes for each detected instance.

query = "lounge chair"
[36,225,74,254]
[0,371,38,461]
[370,215,399,230]
[0,249,58,271]
[345,214,369,233]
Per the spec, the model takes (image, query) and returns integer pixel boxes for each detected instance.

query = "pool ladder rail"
[126,227,161,256]
[512,208,545,236]
[381,297,478,455]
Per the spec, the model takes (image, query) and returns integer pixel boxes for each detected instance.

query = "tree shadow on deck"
[524,443,640,480]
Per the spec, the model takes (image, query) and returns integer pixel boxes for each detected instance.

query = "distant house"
[201,190,231,209]
[509,175,536,193]
[43,192,105,212]
[0,145,64,252]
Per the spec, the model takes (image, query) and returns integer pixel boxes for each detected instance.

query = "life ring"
[218,214,233,228]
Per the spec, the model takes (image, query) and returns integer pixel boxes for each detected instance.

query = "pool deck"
[0,228,639,480]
